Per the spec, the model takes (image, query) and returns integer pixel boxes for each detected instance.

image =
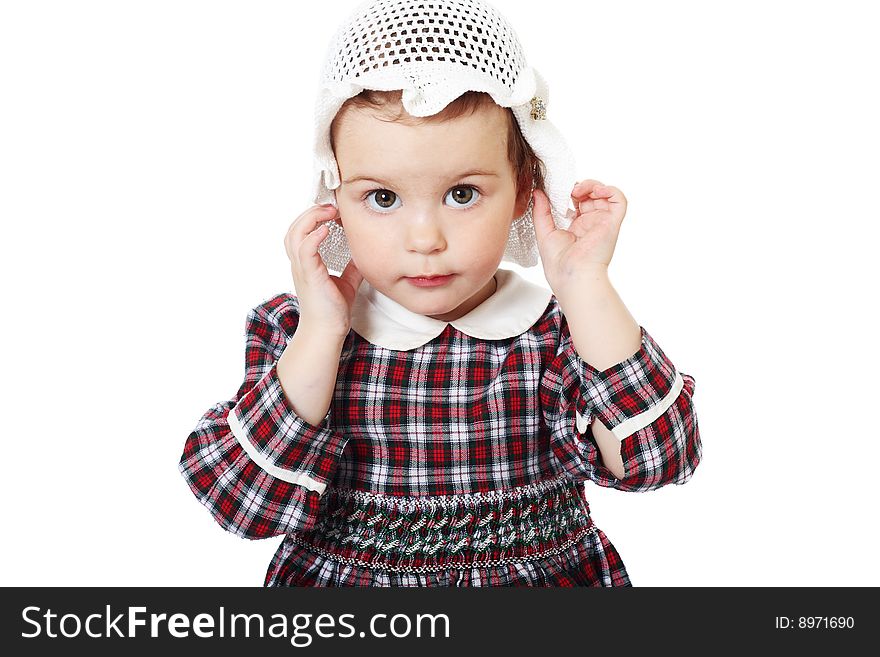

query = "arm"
[277,318,346,426]
[178,299,350,539]
[532,181,700,491]
[541,297,701,492]
[589,419,627,480]
[555,265,641,479]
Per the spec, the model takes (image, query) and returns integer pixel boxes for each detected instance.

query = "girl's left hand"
[532,179,627,289]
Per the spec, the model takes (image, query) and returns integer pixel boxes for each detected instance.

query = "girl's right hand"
[284,204,363,339]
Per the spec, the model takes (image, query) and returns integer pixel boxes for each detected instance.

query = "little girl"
[179,0,701,587]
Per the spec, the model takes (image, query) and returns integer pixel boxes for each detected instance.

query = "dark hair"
[330,90,545,207]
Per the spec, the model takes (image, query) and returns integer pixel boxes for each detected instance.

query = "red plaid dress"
[179,269,701,586]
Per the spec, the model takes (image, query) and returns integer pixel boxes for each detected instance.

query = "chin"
[403,294,459,314]
[408,299,455,315]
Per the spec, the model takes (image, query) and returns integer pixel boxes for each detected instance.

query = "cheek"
[339,218,389,262]
[450,223,509,265]
[335,203,364,242]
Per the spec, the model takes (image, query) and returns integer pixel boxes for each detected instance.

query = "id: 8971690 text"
[775,617,854,629]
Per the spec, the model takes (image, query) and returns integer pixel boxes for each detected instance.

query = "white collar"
[350,268,553,351]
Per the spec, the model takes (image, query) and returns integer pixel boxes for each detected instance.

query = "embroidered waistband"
[294,476,594,572]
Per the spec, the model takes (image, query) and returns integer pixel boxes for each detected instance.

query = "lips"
[404,273,455,287]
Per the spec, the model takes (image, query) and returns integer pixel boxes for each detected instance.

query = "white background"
[2,0,877,587]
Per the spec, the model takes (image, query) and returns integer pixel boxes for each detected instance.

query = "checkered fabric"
[179,292,700,586]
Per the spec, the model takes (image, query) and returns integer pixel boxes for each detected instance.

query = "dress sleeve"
[541,318,701,492]
[178,300,350,539]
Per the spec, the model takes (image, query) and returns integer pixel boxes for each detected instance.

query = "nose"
[404,212,447,255]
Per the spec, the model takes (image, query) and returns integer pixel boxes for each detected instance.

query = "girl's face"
[332,101,528,322]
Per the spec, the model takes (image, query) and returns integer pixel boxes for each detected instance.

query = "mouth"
[404,274,455,287]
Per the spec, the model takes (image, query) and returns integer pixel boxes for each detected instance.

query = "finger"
[587,184,615,199]
[289,204,333,234]
[589,185,626,215]
[296,223,330,276]
[571,179,605,203]
[288,204,338,248]
[531,188,555,246]
[596,185,627,205]
[571,180,607,215]
[286,205,338,260]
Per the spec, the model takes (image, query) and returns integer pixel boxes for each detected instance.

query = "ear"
[513,182,533,219]
[331,192,344,226]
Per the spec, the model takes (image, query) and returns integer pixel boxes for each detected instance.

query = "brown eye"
[376,190,397,208]
[367,189,397,212]
[445,186,480,208]
[451,187,473,204]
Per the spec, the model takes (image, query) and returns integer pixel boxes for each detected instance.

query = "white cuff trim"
[576,370,685,441]
[575,409,590,434]
[228,408,327,494]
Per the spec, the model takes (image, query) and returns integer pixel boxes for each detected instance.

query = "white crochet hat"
[312,0,577,272]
